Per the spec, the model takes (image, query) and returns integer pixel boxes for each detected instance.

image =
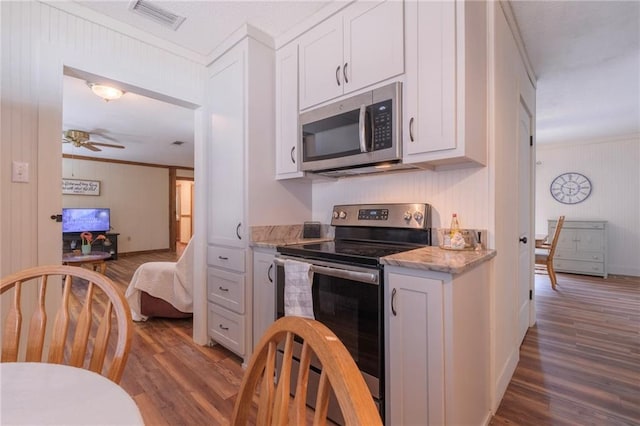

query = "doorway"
[175,178,194,244]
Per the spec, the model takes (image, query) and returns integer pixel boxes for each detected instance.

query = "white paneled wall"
[312,166,491,240]
[0,1,204,276]
[536,135,640,276]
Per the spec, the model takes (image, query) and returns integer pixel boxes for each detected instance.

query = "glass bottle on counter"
[450,213,461,238]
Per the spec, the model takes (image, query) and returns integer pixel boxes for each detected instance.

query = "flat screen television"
[62,208,110,233]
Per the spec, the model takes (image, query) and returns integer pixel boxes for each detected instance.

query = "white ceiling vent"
[128,0,186,31]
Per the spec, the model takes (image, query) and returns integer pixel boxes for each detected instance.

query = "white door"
[517,101,533,344]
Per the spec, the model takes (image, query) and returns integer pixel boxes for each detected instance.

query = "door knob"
[50,214,62,222]
[519,236,528,244]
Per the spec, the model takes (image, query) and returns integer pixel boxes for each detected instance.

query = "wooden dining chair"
[232,316,382,426]
[1,265,132,383]
[535,215,566,290]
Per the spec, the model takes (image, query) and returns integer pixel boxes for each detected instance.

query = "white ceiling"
[61,0,640,167]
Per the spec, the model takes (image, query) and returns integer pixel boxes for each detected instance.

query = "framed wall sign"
[62,179,101,196]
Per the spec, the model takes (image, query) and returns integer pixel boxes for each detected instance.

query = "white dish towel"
[284,259,315,319]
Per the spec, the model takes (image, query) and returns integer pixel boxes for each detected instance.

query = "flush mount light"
[87,82,124,102]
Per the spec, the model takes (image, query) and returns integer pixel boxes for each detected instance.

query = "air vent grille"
[128,0,186,31]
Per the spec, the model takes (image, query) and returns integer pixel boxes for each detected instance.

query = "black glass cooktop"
[277,240,423,266]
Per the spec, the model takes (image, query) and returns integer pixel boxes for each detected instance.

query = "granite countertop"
[381,246,496,274]
[250,224,495,274]
[249,224,333,249]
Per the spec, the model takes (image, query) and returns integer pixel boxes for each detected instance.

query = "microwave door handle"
[359,104,367,153]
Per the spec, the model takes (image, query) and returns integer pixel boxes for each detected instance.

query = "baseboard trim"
[118,248,172,257]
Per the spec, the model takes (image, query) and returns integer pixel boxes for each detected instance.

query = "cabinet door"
[404,0,456,158]
[298,13,344,109]
[343,0,404,92]
[275,43,304,179]
[252,250,276,349]
[576,229,604,252]
[386,272,445,426]
[207,46,246,247]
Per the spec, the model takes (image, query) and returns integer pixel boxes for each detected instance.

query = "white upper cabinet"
[299,0,404,110]
[404,0,488,168]
[275,42,304,179]
[207,47,246,248]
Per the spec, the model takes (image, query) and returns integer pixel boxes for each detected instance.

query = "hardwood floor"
[491,273,640,426]
[102,252,640,425]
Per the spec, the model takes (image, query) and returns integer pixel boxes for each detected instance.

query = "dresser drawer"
[555,250,604,262]
[554,259,605,276]
[208,245,245,272]
[207,268,245,313]
[208,303,245,355]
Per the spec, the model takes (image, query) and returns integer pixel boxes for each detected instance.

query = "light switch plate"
[12,161,29,183]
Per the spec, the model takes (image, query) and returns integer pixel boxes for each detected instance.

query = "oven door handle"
[274,258,378,285]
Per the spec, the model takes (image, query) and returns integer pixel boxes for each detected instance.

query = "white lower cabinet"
[252,248,276,349]
[385,261,490,425]
[207,303,245,355]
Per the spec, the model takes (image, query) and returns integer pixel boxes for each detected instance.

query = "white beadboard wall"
[62,159,170,253]
[535,135,640,276]
[0,1,204,276]
[312,166,491,237]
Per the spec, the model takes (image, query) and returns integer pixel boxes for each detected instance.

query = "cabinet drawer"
[208,303,245,355]
[208,245,245,272]
[554,259,605,275]
[207,268,245,313]
[555,250,604,262]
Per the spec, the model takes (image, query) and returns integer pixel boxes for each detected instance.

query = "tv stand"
[62,232,119,260]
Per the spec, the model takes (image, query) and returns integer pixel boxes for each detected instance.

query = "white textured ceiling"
[61,0,640,167]
[511,0,639,144]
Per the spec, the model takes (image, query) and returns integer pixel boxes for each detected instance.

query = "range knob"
[413,211,424,222]
[339,210,347,219]
[333,210,339,219]
[403,211,413,221]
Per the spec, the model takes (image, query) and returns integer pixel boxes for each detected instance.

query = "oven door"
[274,256,383,399]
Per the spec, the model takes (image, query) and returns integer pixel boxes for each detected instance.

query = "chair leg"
[547,260,557,290]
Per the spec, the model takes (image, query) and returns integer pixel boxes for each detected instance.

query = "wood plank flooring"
[102,252,640,425]
[491,273,640,426]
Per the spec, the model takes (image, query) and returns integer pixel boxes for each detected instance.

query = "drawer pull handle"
[218,286,229,292]
[219,324,229,331]
[268,264,274,283]
[236,223,242,240]
[218,256,229,260]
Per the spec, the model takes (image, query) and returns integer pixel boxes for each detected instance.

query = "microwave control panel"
[371,100,393,150]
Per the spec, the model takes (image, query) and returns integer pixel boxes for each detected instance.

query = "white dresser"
[548,219,608,278]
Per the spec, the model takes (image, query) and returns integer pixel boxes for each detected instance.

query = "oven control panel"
[331,203,431,229]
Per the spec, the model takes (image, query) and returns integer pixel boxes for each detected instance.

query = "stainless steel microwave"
[300,82,406,176]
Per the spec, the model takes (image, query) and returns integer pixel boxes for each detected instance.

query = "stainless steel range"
[275,203,432,424]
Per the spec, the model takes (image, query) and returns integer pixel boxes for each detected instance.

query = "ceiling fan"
[62,130,125,152]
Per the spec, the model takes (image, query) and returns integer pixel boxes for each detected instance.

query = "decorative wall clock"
[550,172,592,204]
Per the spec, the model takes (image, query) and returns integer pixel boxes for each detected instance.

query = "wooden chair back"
[1,265,132,383]
[232,316,382,426]
[547,215,566,258]
[535,216,566,289]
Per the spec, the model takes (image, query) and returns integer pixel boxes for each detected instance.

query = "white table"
[1,362,144,425]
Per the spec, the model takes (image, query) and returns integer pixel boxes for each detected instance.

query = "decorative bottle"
[450,213,466,249]
[450,213,461,238]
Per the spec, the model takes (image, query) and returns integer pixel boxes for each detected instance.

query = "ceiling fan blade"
[83,143,102,152]
[88,141,125,149]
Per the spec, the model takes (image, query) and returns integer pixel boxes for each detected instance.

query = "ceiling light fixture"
[87,82,124,102]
